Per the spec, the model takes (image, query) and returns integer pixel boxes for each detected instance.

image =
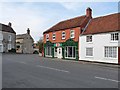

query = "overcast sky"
[0,1,119,42]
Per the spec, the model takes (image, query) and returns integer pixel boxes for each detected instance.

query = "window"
[86,48,93,56]
[105,47,117,58]
[70,30,75,38]
[0,33,3,40]
[52,33,56,40]
[111,33,119,41]
[46,47,52,56]
[65,46,76,58]
[86,36,92,42]
[8,35,12,41]
[8,44,11,50]
[62,31,66,39]
[46,34,49,41]
[0,45,3,52]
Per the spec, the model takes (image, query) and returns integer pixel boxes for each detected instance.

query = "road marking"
[95,76,120,83]
[36,65,70,73]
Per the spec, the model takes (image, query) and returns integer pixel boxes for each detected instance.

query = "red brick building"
[43,8,92,60]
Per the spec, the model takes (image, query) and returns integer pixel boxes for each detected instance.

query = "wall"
[79,32,119,64]
[2,31,16,52]
[43,27,81,43]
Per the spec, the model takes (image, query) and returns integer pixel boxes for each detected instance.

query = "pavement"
[2,54,120,88]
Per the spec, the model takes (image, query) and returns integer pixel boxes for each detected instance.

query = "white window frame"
[70,30,75,39]
[86,47,93,57]
[111,32,119,42]
[46,34,49,41]
[52,33,56,40]
[64,46,76,59]
[8,35,12,41]
[104,46,117,58]
[62,31,66,39]
[86,35,92,42]
[8,44,11,50]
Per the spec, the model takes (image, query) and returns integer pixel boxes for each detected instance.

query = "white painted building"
[79,13,120,64]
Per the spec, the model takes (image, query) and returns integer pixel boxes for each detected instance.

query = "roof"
[43,15,91,34]
[0,23,16,34]
[82,13,120,35]
[16,33,34,42]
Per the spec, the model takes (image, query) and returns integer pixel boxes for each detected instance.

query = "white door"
[57,47,62,58]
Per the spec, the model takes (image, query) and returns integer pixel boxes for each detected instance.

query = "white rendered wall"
[79,32,119,64]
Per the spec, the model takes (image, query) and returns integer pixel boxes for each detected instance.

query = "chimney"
[8,22,12,27]
[86,7,92,17]
[27,28,30,35]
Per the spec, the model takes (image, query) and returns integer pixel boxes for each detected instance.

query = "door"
[54,47,57,57]
[57,47,62,58]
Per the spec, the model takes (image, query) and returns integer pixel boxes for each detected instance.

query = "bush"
[8,48,16,53]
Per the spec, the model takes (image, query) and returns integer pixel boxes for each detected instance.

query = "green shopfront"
[44,39,78,60]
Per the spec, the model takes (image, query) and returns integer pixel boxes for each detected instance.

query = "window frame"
[46,34,49,41]
[111,32,119,42]
[70,30,75,39]
[52,33,56,40]
[62,31,66,39]
[86,47,93,57]
[86,35,92,42]
[8,44,11,50]
[8,35,12,41]
[104,46,117,58]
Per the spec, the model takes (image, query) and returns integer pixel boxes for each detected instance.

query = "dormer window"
[62,31,66,39]
[46,34,49,41]
[86,35,92,42]
[52,33,56,40]
[111,33,119,41]
[70,30,75,38]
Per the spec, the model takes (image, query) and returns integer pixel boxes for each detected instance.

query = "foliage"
[8,48,16,53]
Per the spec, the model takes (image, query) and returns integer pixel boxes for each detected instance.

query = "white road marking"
[95,76,120,83]
[36,65,70,73]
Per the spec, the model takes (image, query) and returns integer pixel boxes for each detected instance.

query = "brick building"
[43,8,92,60]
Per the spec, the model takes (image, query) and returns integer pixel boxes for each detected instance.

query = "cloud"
[0,2,48,42]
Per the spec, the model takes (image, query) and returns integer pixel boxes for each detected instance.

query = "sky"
[0,1,119,42]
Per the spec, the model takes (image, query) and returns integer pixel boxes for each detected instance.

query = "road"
[2,54,120,88]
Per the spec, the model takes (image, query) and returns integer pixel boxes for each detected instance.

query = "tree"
[37,37,43,53]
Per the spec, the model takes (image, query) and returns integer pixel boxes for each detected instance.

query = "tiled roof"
[82,13,120,35]
[0,23,16,34]
[43,15,91,34]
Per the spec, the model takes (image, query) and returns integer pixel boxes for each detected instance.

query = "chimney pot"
[86,7,92,17]
[8,22,12,27]
[27,28,30,35]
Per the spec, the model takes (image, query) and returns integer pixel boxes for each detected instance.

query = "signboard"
[54,43,62,47]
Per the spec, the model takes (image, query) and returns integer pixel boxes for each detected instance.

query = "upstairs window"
[8,35,12,41]
[111,33,119,41]
[52,33,56,40]
[46,34,49,41]
[62,31,66,39]
[70,30,75,38]
[86,35,92,42]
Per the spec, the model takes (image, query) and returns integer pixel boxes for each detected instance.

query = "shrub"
[8,48,16,53]
[33,50,39,54]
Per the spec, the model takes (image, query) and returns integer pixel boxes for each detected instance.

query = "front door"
[57,47,62,58]
[54,47,57,57]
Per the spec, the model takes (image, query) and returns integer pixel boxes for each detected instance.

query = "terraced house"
[0,22,16,53]
[79,13,120,64]
[43,8,92,60]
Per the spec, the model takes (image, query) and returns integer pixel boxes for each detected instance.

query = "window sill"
[65,57,76,59]
[110,41,118,43]
[85,56,93,58]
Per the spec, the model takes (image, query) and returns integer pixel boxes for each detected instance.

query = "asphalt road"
[2,54,120,88]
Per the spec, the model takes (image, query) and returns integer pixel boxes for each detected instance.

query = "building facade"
[0,22,16,53]
[43,8,92,60]
[79,13,120,64]
[16,28,34,54]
